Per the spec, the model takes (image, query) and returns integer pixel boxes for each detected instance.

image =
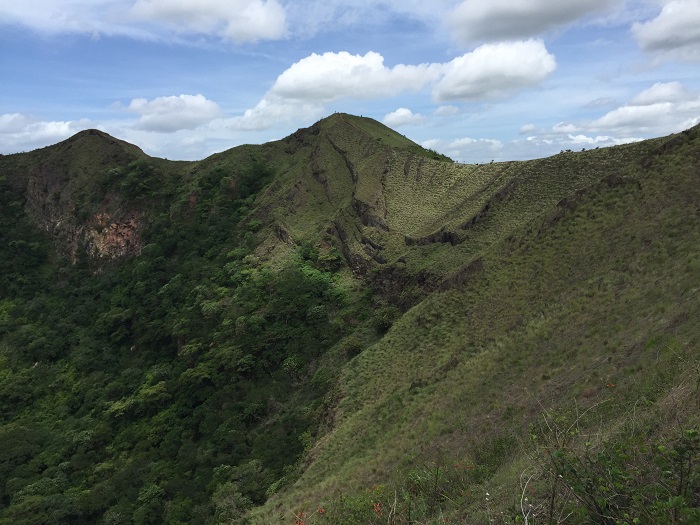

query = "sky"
[1,0,700,163]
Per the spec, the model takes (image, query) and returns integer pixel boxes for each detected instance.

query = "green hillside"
[0,114,698,524]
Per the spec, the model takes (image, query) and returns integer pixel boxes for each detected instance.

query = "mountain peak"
[279,112,452,163]
[59,128,146,157]
[70,128,115,140]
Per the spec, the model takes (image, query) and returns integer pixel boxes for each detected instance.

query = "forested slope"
[0,115,698,524]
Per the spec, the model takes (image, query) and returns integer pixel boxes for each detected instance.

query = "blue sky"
[1,0,699,163]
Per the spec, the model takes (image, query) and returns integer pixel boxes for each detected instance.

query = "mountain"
[0,114,698,524]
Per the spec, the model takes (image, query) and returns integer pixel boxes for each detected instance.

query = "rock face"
[34,204,143,264]
[22,178,142,263]
[85,212,142,260]
[0,129,147,265]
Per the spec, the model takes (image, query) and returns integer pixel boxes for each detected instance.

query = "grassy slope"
[247,114,675,283]
[252,126,700,521]
[2,116,698,523]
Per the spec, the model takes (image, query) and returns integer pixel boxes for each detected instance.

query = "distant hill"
[1,114,698,524]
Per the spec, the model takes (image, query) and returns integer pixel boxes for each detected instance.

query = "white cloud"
[0,1,466,44]
[632,0,700,60]
[0,114,91,153]
[433,40,556,101]
[232,99,325,131]
[513,133,643,158]
[235,43,556,130]
[505,80,699,160]
[425,129,648,164]
[131,0,286,42]
[127,94,223,132]
[541,81,700,138]
[270,51,442,103]
[0,0,286,43]
[0,1,119,34]
[448,0,619,44]
[236,42,557,130]
[552,122,579,134]
[0,113,34,134]
[449,137,502,149]
[424,136,503,162]
[234,50,441,130]
[629,81,689,105]
[566,133,641,146]
[5,0,615,47]
[283,1,451,38]
[383,108,426,127]
[589,82,700,133]
[591,102,681,131]
[421,138,441,150]
[519,123,536,134]
[434,105,460,116]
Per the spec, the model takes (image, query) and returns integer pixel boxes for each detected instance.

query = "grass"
[3,115,699,524]
[251,125,700,522]
[241,114,679,292]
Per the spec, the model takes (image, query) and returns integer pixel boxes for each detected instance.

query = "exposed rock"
[276,224,293,244]
[352,199,388,231]
[404,229,461,246]
[85,212,142,260]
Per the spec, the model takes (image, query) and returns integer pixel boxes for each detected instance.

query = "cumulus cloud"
[235,43,556,130]
[233,99,325,131]
[448,0,619,44]
[552,122,579,134]
[0,1,461,44]
[236,42,556,130]
[632,0,700,60]
[535,81,700,140]
[383,108,426,127]
[0,113,35,134]
[425,129,647,164]
[271,51,442,103]
[508,80,699,161]
[629,81,689,105]
[516,133,642,156]
[565,134,641,146]
[0,0,287,42]
[589,82,700,133]
[0,114,91,153]
[423,136,503,162]
[128,94,223,132]
[433,40,556,101]
[591,102,681,131]
[235,51,442,130]
[131,0,286,42]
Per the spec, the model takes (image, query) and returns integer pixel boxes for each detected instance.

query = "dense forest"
[0,150,364,523]
[1,115,699,524]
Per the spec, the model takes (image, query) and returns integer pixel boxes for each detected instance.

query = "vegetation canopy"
[0,114,698,524]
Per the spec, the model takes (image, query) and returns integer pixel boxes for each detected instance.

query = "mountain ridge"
[2,114,697,298]
[0,115,699,524]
